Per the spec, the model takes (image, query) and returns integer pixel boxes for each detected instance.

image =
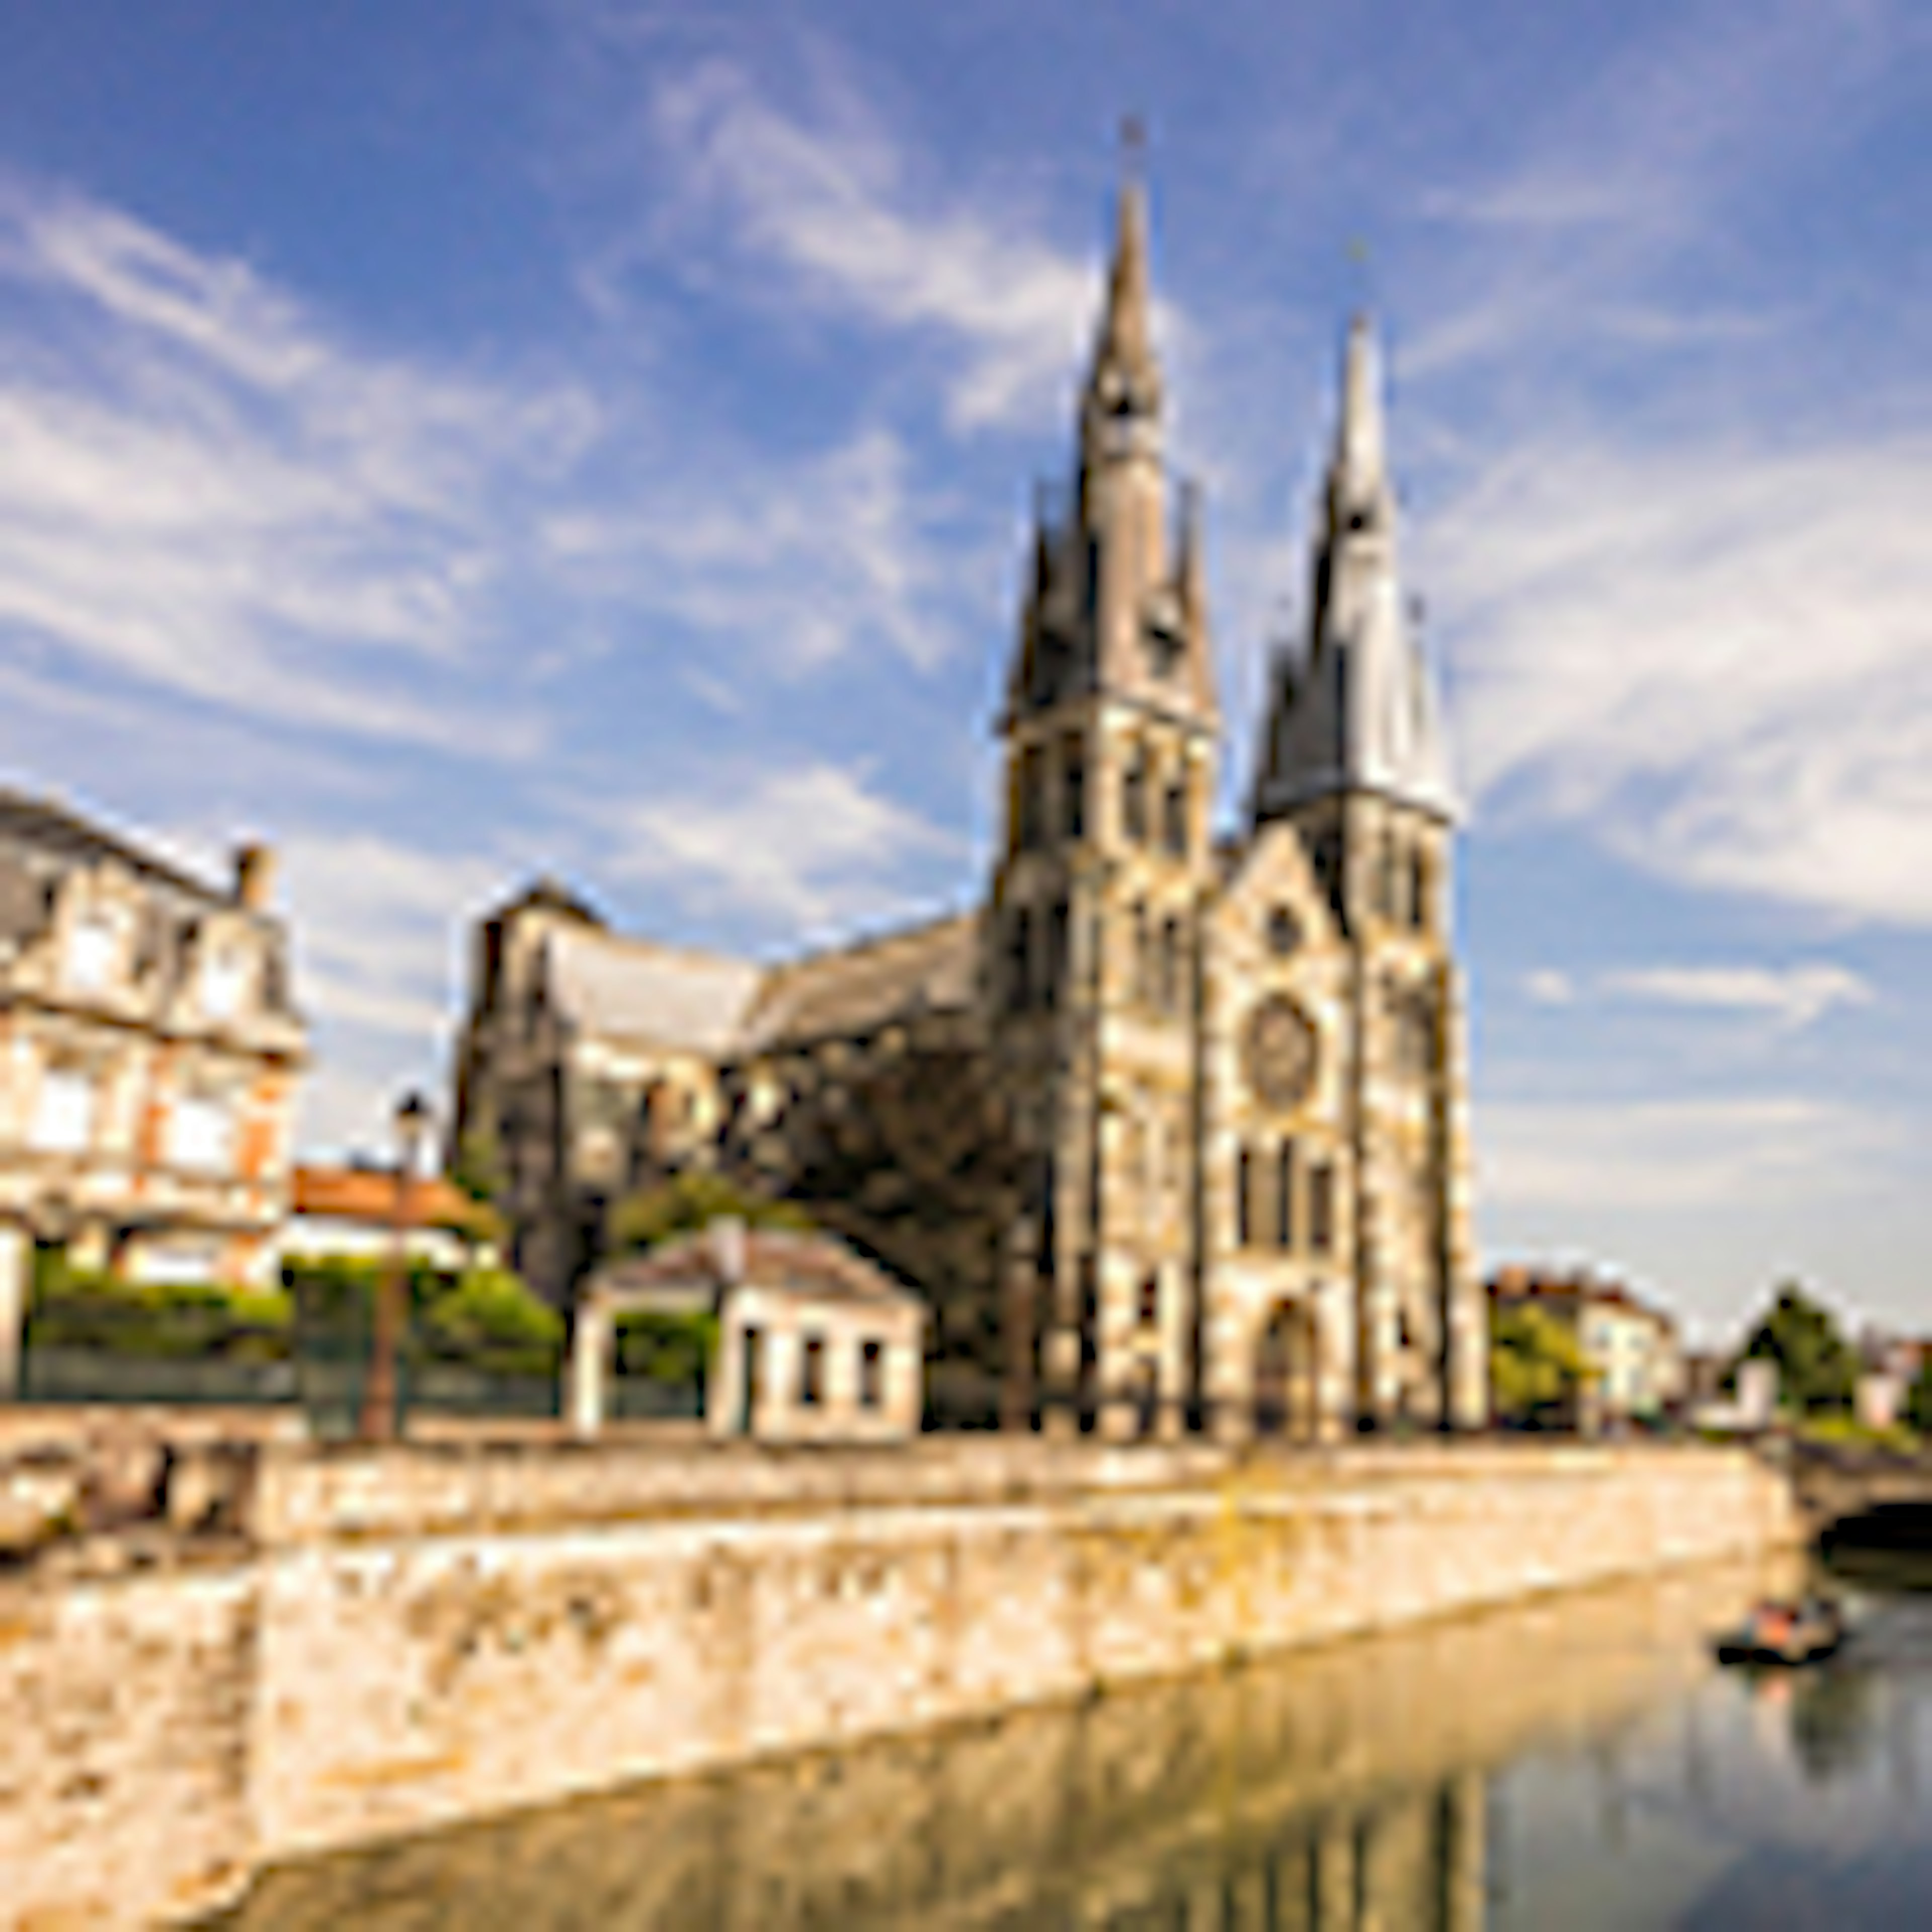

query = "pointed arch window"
[1061,731,1087,843]
[1158,916,1183,1015]
[1276,1141,1296,1250]
[1016,746,1045,853]
[1162,772,1188,859]
[1008,907,1033,1013]
[1236,1146,1254,1248]
[1410,848,1430,932]
[1308,1162,1335,1255]
[1044,897,1070,1010]
[1123,742,1150,844]
[1131,901,1151,1006]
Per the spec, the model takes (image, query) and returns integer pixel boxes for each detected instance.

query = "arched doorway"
[1255,1300,1320,1441]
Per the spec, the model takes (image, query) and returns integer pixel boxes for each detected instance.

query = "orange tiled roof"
[292,1164,480,1231]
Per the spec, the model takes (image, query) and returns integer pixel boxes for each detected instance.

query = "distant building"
[570,1222,926,1443]
[279,1163,496,1274]
[458,176,1489,1444]
[1489,1267,1683,1430]
[0,790,306,1388]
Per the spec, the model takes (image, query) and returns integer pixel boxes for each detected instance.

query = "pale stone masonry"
[0,1436,1797,1928]
[455,179,1485,1441]
[0,793,307,1388]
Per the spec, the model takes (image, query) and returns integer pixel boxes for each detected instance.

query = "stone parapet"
[1,1438,1798,1929]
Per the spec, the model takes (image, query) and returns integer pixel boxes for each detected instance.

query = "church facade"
[455,182,1487,1439]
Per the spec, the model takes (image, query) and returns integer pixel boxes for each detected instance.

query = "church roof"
[543,924,762,1058]
[537,908,977,1062]
[743,911,978,1054]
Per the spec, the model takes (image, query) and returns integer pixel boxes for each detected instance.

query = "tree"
[606,1170,812,1254]
[1905,1357,1932,1435]
[1490,1303,1591,1429]
[1737,1283,1856,1415]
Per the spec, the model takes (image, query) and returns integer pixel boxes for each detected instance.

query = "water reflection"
[212,1549,1932,1930]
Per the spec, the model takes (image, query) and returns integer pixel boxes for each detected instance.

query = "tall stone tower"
[1253,318,1485,1428]
[991,174,1219,1435]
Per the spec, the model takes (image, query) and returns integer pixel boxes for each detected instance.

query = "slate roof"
[591,1225,921,1310]
[743,911,977,1053]
[543,924,762,1059]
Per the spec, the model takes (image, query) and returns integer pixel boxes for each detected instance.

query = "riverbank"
[1,1434,1798,1929]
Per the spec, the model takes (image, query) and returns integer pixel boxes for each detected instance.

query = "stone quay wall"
[0,1435,1798,1929]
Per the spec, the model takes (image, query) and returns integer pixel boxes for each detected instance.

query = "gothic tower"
[992,173,1219,1435]
[1253,317,1485,1428]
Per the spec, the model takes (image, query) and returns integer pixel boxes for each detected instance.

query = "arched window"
[1276,1141,1296,1249]
[1131,900,1150,1006]
[1410,848,1430,932]
[1008,906,1033,1012]
[1061,730,1087,842]
[1123,742,1150,843]
[1044,897,1070,1009]
[1236,1146,1254,1247]
[1016,746,1044,853]
[1308,1162,1335,1255]
[1139,1271,1160,1328]
[1159,916,1183,1015]
[1377,831,1399,920]
[1162,773,1188,858]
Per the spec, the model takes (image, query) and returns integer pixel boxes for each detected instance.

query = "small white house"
[571,1219,925,1443]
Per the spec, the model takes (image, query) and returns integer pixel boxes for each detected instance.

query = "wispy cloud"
[1420,433,1932,925]
[1522,962,1874,1030]
[632,59,1113,433]
[601,760,964,939]
[1481,1093,1891,1211]
[0,182,591,750]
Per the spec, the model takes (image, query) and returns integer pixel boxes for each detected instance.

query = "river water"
[214,1544,1932,1930]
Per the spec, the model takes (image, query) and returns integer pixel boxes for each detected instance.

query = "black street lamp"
[358,1090,432,1444]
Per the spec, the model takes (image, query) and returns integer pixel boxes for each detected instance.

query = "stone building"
[0,790,307,1384]
[455,179,1486,1439]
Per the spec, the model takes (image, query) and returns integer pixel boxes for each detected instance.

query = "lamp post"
[359,1090,431,1444]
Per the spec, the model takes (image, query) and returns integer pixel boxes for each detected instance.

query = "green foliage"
[1739,1282,1857,1415]
[607,1170,812,1254]
[1797,1412,1919,1455]
[280,1254,561,1378]
[26,1255,293,1361]
[613,1309,718,1388]
[1907,1359,1932,1436]
[1490,1303,1591,1427]
[450,1122,508,1205]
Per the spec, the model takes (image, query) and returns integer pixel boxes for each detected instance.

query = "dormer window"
[66,912,117,995]
[202,943,251,1023]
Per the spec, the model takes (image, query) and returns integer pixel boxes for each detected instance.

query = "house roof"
[291,1164,485,1233]
[589,1224,923,1312]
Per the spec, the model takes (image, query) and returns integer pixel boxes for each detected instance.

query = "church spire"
[1254,312,1455,825]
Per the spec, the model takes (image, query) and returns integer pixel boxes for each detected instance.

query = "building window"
[1123,743,1150,843]
[800,1334,826,1407]
[202,944,251,1023]
[859,1338,884,1409]
[1312,830,1344,915]
[1017,746,1045,853]
[1267,907,1301,957]
[1158,917,1183,1015]
[1162,775,1188,858]
[66,913,117,995]
[1410,849,1430,931]
[1276,1141,1296,1249]
[1045,897,1070,1009]
[1008,907,1033,1012]
[1377,832,1399,920]
[1062,732,1086,842]
[170,1091,234,1174]
[1236,1146,1254,1247]
[1308,1162,1334,1255]
[30,1064,95,1155]
[1139,1271,1160,1328]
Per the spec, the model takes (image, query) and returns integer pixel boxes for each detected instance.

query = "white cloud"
[604,760,962,938]
[1603,963,1873,1031]
[640,60,1114,432]
[0,182,590,750]
[1522,968,1576,1007]
[1420,433,1932,925]
[1480,1094,1891,1212]
[542,426,968,673]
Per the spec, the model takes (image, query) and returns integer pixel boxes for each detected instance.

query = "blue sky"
[0,0,1925,1343]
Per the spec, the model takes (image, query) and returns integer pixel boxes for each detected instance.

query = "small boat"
[1713,1595,1845,1667]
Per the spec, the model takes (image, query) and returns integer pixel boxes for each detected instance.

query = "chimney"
[709,1216,747,1287]
[234,843,275,913]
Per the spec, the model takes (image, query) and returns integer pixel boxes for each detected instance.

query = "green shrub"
[607,1171,811,1253]
[613,1309,717,1389]
[26,1258,293,1361]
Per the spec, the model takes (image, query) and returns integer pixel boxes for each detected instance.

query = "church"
[454,178,1488,1440]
